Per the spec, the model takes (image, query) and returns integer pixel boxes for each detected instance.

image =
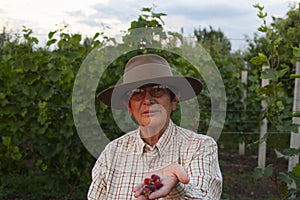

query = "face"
[126,84,178,130]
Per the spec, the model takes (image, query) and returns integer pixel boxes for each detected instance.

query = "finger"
[137,195,148,200]
[177,171,189,184]
[147,181,174,199]
[173,164,189,184]
[133,183,144,198]
[133,183,144,192]
[133,191,141,198]
[148,188,167,199]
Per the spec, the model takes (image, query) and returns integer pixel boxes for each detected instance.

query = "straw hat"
[97,54,203,109]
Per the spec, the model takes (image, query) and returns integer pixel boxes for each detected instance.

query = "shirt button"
[149,163,154,169]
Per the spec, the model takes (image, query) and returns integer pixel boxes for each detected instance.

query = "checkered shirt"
[87,120,222,199]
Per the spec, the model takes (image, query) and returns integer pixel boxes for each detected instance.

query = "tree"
[249,4,300,199]
[0,26,104,199]
[271,2,300,65]
[194,26,231,55]
[194,26,257,147]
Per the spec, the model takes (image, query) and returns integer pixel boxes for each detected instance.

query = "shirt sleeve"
[168,137,223,199]
[87,151,108,200]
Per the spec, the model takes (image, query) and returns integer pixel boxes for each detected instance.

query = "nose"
[142,90,154,104]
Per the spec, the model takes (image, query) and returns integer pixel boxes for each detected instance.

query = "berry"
[144,177,152,185]
[142,187,152,197]
[141,174,163,198]
[151,174,160,182]
[145,184,156,192]
[154,181,163,189]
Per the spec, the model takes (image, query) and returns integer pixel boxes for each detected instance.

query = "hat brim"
[97,76,203,109]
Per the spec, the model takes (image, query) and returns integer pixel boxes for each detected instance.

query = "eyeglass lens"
[129,85,168,100]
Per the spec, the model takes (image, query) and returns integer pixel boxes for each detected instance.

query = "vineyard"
[1,4,300,200]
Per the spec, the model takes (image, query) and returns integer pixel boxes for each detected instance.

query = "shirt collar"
[134,130,145,155]
[156,120,175,154]
[135,120,176,155]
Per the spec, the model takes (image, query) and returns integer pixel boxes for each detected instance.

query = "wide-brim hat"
[97,54,203,109]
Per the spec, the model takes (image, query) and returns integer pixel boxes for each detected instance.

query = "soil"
[219,151,288,199]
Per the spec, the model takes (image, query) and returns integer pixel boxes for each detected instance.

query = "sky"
[0,0,299,50]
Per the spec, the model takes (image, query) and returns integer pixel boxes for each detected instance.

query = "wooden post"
[258,65,269,169]
[239,69,248,155]
[238,140,245,156]
[288,60,300,172]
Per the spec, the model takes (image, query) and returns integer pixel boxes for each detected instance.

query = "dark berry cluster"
[142,174,164,198]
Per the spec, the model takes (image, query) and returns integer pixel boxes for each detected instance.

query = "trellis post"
[239,69,248,155]
[288,60,300,172]
[258,65,269,169]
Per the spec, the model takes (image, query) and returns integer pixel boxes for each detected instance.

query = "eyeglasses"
[127,85,170,101]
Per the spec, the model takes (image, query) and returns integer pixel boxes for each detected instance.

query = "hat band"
[123,64,173,84]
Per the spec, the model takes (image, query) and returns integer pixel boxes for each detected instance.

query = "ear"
[128,106,133,116]
[174,92,180,102]
[171,94,180,111]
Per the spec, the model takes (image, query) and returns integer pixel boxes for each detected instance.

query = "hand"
[133,163,189,199]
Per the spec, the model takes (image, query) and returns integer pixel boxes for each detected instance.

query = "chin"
[141,116,167,129]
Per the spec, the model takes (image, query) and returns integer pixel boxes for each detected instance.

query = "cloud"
[155,2,253,35]
[68,1,140,30]
[52,0,300,49]
[160,1,252,21]
[91,1,144,20]
[64,0,261,50]
[67,10,86,18]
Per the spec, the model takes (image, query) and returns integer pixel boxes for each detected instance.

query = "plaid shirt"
[88,120,222,199]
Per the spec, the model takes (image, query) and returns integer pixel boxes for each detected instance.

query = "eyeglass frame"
[125,84,173,101]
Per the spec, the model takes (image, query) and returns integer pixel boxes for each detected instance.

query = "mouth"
[142,110,160,116]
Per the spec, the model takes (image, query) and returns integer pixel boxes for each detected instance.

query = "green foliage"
[271,2,300,64]
[293,45,300,59]
[0,172,86,199]
[129,7,166,30]
[194,26,257,144]
[253,164,274,180]
[194,26,232,54]
[0,26,106,198]
[249,3,300,199]
[0,3,299,199]
[278,164,300,198]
